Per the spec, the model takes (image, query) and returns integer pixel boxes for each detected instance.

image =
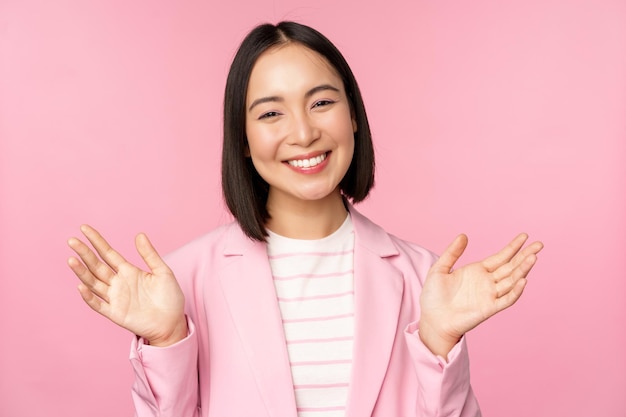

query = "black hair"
[222,21,375,241]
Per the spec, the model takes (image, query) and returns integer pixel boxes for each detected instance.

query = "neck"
[265,189,348,239]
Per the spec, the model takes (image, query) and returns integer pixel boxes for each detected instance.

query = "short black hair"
[222,21,375,241]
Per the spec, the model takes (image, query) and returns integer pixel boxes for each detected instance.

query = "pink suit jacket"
[129,207,481,417]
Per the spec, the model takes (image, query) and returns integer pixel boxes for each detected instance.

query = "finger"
[482,233,528,272]
[68,256,110,302]
[135,233,172,275]
[80,225,127,273]
[495,278,527,312]
[77,283,112,318]
[431,234,468,275]
[496,251,539,297]
[514,252,539,280]
[68,237,115,285]
[493,241,543,282]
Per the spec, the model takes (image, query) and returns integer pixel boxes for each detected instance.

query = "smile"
[286,152,327,168]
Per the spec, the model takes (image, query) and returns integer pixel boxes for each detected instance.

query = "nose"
[288,112,320,147]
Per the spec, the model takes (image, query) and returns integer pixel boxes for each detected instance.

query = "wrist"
[418,319,462,361]
[147,316,188,347]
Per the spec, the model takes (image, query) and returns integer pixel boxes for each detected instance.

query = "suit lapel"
[218,225,298,417]
[345,208,404,417]
[217,208,403,417]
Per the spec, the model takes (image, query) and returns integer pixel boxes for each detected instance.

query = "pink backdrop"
[1,0,625,416]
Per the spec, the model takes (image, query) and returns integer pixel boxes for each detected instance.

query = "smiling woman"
[222,22,375,242]
[245,44,357,238]
[67,21,543,417]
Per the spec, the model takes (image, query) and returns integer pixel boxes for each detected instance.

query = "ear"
[351,115,358,133]
[244,143,251,157]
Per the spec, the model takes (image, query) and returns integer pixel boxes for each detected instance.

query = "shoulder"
[389,233,438,264]
[163,221,242,269]
[350,205,437,258]
[350,206,438,268]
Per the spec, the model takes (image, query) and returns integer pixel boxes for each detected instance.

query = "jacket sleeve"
[404,322,481,417]
[129,317,201,417]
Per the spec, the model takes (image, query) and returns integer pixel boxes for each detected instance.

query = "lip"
[283,151,330,174]
[283,150,328,162]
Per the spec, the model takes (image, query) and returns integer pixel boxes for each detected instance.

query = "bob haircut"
[222,21,375,241]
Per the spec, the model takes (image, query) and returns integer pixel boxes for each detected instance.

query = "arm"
[67,225,199,416]
[404,326,480,417]
[130,318,200,417]
[404,233,542,416]
[419,233,543,359]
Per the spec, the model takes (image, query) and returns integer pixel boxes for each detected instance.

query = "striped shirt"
[267,214,355,417]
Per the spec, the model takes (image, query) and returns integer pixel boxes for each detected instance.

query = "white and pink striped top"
[266,214,355,417]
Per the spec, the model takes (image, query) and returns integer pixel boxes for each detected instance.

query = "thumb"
[431,234,468,275]
[135,233,171,274]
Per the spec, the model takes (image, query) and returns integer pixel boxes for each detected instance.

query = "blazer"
[129,207,481,417]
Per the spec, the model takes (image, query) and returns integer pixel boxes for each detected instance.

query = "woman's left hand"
[418,233,543,359]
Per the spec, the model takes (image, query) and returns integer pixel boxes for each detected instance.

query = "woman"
[68,21,543,417]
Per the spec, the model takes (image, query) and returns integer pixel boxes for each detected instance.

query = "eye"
[258,111,280,120]
[312,99,335,109]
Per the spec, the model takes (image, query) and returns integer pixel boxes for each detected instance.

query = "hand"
[68,225,187,347]
[419,233,543,358]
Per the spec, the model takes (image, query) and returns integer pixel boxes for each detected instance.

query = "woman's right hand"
[68,225,187,347]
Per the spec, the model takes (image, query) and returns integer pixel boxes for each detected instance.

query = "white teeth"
[288,153,326,168]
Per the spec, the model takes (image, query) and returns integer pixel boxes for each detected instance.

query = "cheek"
[327,114,356,167]
[246,126,279,163]
[330,111,357,146]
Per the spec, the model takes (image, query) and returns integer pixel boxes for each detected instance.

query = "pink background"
[1,0,625,416]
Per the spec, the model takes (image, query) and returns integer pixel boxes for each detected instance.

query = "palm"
[68,225,186,345]
[103,261,184,341]
[420,233,543,343]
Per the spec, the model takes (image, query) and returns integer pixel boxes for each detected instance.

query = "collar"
[222,204,399,258]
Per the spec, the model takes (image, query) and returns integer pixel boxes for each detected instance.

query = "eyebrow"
[248,84,341,112]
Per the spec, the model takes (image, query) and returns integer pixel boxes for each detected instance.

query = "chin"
[298,188,342,202]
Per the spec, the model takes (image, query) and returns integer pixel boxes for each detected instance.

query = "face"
[245,43,356,211]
